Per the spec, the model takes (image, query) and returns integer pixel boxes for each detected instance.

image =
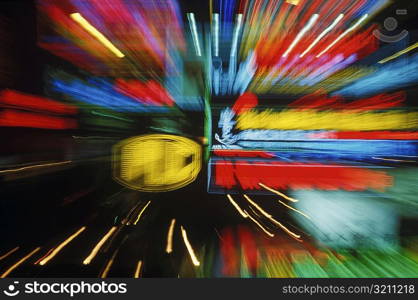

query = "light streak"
[134,260,143,278]
[39,227,86,266]
[278,201,311,220]
[0,247,19,261]
[300,14,344,57]
[317,14,369,58]
[243,194,272,218]
[70,13,125,58]
[267,216,301,240]
[1,247,41,278]
[0,161,72,174]
[244,210,275,237]
[83,227,117,265]
[100,248,120,278]
[258,183,299,202]
[166,219,176,254]
[180,226,200,267]
[230,14,243,57]
[133,201,151,225]
[243,195,302,239]
[378,42,418,64]
[213,13,219,56]
[227,194,249,218]
[372,157,415,163]
[187,13,202,56]
[283,14,319,57]
[100,258,114,279]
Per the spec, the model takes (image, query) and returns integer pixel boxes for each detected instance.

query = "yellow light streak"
[134,260,143,278]
[166,219,176,254]
[39,227,86,265]
[83,227,117,265]
[0,247,19,261]
[1,247,41,278]
[244,194,272,218]
[70,13,125,58]
[378,42,418,64]
[243,195,301,239]
[244,210,275,237]
[258,183,299,202]
[180,226,200,267]
[278,200,311,220]
[0,161,71,174]
[100,258,114,278]
[133,201,151,225]
[227,194,249,218]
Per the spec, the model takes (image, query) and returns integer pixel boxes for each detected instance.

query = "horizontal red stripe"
[0,109,77,129]
[0,90,78,115]
[213,150,275,158]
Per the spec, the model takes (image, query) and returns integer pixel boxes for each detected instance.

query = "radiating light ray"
[227,194,249,218]
[213,13,219,56]
[278,200,311,220]
[0,247,19,261]
[180,226,200,267]
[123,202,142,226]
[378,42,418,64]
[83,227,117,265]
[39,227,86,266]
[133,201,151,225]
[230,14,243,57]
[100,258,114,279]
[134,260,143,278]
[300,14,344,57]
[243,194,302,239]
[317,14,369,58]
[258,183,299,202]
[1,247,41,278]
[100,248,120,278]
[372,157,415,163]
[70,13,125,58]
[0,161,72,174]
[283,14,319,57]
[268,216,301,240]
[166,219,176,254]
[187,13,202,56]
[244,210,275,237]
[243,194,272,218]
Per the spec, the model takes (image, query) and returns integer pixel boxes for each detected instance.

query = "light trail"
[83,227,117,265]
[317,14,368,58]
[166,219,176,254]
[180,226,200,267]
[39,227,86,265]
[258,183,299,202]
[227,194,249,218]
[1,247,41,278]
[70,13,125,58]
[133,201,151,225]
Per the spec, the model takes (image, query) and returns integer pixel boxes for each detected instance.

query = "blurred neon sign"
[113,134,201,192]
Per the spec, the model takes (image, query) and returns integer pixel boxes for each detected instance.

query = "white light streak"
[300,14,344,57]
[317,14,368,58]
[187,13,202,56]
[283,14,319,57]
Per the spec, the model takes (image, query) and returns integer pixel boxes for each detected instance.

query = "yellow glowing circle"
[112,134,202,192]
